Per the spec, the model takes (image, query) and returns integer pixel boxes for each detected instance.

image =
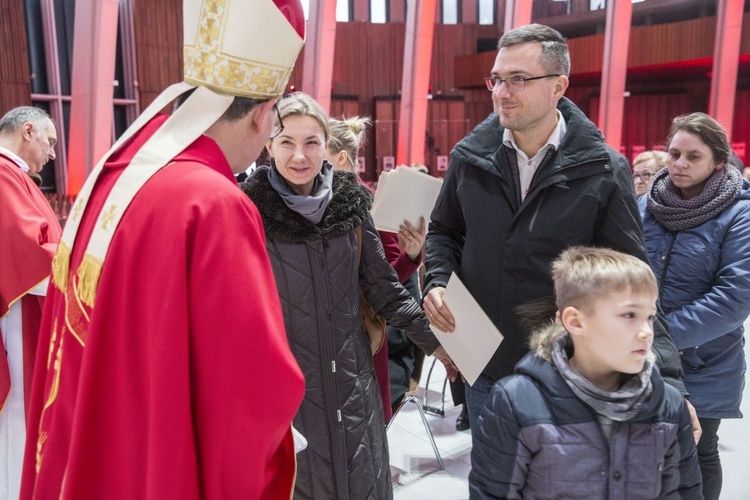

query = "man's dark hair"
[174,88,266,121]
[0,106,51,134]
[498,24,570,76]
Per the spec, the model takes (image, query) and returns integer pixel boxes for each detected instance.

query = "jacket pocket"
[680,347,707,371]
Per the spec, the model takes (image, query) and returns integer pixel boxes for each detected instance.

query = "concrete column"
[597,0,632,152]
[66,0,119,195]
[708,0,744,140]
[503,0,532,33]
[396,0,437,166]
[302,0,338,113]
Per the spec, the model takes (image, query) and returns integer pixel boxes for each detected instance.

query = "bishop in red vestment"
[0,107,60,500]
[20,0,308,497]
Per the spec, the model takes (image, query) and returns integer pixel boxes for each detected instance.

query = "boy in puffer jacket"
[469,246,702,499]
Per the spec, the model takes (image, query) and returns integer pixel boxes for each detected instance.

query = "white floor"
[388,317,750,500]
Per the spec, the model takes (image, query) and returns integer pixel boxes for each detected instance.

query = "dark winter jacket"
[424,97,685,392]
[640,181,750,419]
[469,325,703,499]
[242,168,439,500]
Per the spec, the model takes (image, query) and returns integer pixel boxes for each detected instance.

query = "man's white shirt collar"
[0,146,30,173]
[502,109,567,156]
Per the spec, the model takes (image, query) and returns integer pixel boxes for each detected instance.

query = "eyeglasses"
[269,103,284,139]
[484,74,560,92]
[632,172,652,182]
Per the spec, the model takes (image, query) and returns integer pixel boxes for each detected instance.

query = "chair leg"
[387,395,445,470]
[423,357,447,416]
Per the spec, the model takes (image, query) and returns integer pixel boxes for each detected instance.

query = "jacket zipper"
[658,232,678,298]
[308,239,349,499]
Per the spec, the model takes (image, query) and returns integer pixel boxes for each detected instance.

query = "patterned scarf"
[647,165,742,231]
[550,334,653,422]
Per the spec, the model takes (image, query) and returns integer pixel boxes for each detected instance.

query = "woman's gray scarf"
[647,165,742,231]
[268,160,334,224]
[550,334,653,422]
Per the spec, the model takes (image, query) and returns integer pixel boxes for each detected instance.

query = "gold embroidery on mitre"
[183,0,293,98]
[51,240,71,292]
[76,252,103,308]
[101,204,117,231]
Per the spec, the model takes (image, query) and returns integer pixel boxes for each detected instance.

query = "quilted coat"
[639,181,750,418]
[469,325,703,499]
[242,167,440,499]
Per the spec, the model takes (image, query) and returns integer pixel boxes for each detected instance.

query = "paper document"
[371,166,443,233]
[429,272,503,386]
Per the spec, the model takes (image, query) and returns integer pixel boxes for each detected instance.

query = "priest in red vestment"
[0,106,61,500]
[20,1,307,498]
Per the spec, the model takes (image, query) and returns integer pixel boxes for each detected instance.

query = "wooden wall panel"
[591,93,691,162]
[0,0,32,111]
[133,0,183,110]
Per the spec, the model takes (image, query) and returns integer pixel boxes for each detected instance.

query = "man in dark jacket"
[422,23,689,431]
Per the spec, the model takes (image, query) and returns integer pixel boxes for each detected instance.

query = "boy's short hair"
[552,246,657,313]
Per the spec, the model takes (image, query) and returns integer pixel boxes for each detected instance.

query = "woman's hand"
[432,345,458,382]
[398,217,426,262]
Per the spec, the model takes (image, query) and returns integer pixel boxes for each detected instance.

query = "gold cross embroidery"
[101,204,117,230]
[72,198,85,220]
[250,68,279,90]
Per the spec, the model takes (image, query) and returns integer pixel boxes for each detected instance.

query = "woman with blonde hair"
[241,93,455,499]
[326,116,429,420]
[632,150,668,197]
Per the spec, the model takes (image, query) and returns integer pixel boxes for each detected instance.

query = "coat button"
[661,255,666,261]
[613,471,622,481]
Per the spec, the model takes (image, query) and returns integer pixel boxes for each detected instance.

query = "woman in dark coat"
[640,112,750,500]
[241,92,455,500]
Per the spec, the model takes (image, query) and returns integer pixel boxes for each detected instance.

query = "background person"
[469,247,702,499]
[327,116,426,419]
[0,106,60,500]
[242,92,455,499]
[640,112,750,500]
[633,150,668,197]
[422,23,686,432]
[20,1,307,498]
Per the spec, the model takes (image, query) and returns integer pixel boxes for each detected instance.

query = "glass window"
[336,0,350,22]
[442,0,458,24]
[371,0,387,23]
[23,0,139,194]
[478,0,494,25]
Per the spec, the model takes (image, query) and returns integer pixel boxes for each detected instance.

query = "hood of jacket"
[241,166,373,243]
[452,97,611,178]
[521,322,664,412]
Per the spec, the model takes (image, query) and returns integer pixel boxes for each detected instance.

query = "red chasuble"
[20,115,304,499]
[0,155,61,411]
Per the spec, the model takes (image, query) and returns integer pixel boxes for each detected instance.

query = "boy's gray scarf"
[647,166,742,231]
[551,334,653,422]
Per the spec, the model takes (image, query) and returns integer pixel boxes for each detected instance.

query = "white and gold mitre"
[183,0,306,99]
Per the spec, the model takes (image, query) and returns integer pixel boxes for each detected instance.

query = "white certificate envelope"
[371,167,443,233]
[429,272,503,386]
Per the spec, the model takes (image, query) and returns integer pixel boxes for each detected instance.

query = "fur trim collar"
[241,167,373,243]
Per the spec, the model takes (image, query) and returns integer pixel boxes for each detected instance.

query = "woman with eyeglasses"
[640,112,750,500]
[632,150,668,197]
[240,92,456,500]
